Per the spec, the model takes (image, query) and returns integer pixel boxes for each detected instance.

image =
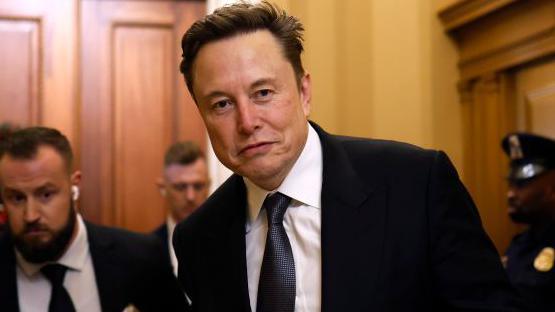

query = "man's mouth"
[239,142,274,156]
[507,205,521,215]
[23,225,49,236]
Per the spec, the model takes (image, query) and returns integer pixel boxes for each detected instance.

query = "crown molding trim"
[438,0,517,32]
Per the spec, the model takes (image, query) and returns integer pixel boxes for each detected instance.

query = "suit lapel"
[86,223,127,312]
[314,123,388,311]
[199,175,251,311]
[153,223,172,266]
[0,233,20,312]
[226,184,251,311]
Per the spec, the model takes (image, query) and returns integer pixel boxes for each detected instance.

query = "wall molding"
[439,0,517,32]
[460,27,555,81]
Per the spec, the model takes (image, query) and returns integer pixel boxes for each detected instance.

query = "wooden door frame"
[439,0,555,251]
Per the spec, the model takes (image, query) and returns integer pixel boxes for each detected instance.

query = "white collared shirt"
[16,214,102,312]
[245,123,323,312]
[166,215,178,276]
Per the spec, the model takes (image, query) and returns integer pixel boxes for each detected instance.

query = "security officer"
[502,132,555,311]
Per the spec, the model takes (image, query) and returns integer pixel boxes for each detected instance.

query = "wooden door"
[0,0,78,145]
[80,0,205,232]
[514,57,555,137]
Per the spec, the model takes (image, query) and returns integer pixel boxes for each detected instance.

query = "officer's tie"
[257,192,295,312]
[41,264,76,312]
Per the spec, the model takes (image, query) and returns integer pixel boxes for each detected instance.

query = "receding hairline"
[0,144,73,176]
[163,157,209,182]
[181,1,306,101]
[190,29,299,100]
[163,141,204,168]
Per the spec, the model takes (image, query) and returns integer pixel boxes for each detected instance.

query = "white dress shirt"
[16,214,102,312]
[245,123,323,312]
[166,215,179,276]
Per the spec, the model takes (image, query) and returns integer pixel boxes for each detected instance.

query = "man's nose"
[236,100,259,134]
[507,187,517,202]
[185,187,196,201]
[23,200,41,223]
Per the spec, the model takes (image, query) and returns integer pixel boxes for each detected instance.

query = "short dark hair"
[179,1,305,99]
[164,141,204,167]
[0,127,73,172]
[0,123,19,142]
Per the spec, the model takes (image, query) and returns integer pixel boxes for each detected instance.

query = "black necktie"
[41,264,76,312]
[256,192,295,312]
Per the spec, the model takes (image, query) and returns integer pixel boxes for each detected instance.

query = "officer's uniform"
[502,132,555,311]
[505,225,555,311]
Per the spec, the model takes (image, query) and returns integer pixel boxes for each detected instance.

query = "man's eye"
[192,183,207,191]
[254,89,273,99]
[514,180,529,188]
[7,194,26,204]
[38,189,57,202]
[212,99,232,110]
[172,183,187,191]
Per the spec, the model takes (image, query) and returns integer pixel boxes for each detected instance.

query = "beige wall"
[273,0,463,173]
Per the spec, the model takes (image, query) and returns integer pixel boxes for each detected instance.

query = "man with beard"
[154,141,209,276]
[502,132,555,311]
[0,127,187,312]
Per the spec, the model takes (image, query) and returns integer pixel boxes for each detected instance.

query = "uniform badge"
[508,135,523,160]
[534,247,555,272]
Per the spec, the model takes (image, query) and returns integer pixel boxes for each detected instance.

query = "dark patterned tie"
[41,264,76,312]
[256,192,295,312]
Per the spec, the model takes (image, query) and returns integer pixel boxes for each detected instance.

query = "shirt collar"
[166,215,177,237]
[244,123,323,224]
[15,214,90,277]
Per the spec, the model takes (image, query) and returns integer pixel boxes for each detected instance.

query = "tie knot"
[263,192,291,225]
[41,264,68,286]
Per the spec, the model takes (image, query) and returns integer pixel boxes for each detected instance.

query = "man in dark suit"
[502,133,555,311]
[0,127,187,312]
[153,141,209,275]
[173,2,521,311]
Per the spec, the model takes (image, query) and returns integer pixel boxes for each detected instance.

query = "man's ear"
[70,170,82,186]
[156,178,166,197]
[70,171,82,204]
[300,73,312,117]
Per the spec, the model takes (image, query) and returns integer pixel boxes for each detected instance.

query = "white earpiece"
[72,185,80,201]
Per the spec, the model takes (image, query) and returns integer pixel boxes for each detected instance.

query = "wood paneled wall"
[0,0,78,144]
[0,0,206,233]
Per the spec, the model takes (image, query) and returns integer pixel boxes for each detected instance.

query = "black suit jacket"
[173,123,521,311]
[153,223,169,248]
[153,222,176,272]
[0,221,187,312]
